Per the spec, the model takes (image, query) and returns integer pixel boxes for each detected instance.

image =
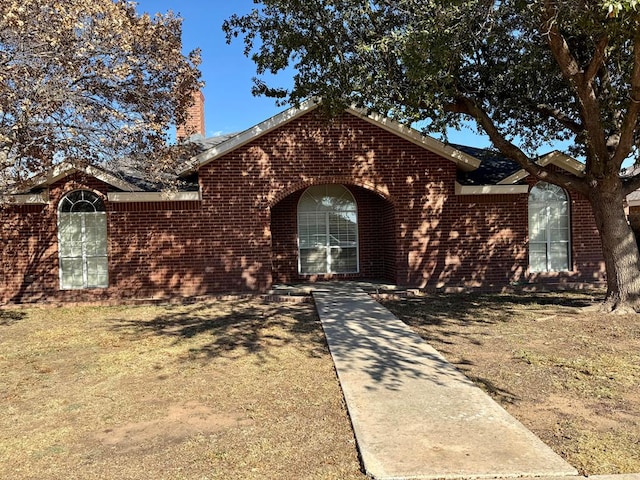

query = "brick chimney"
[177,90,205,139]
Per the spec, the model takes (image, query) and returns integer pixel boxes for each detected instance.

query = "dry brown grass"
[0,300,366,480]
[4,290,639,478]
[381,291,640,475]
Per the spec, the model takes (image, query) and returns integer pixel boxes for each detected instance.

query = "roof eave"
[22,160,141,193]
[497,151,585,185]
[178,99,323,176]
[347,107,481,171]
[178,99,482,176]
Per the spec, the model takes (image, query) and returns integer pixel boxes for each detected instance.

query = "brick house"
[0,99,605,304]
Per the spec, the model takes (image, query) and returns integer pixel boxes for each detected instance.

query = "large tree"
[225,0,640,312]
[0,0,201,188]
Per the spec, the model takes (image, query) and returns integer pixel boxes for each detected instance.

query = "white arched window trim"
[297,184,359,274]
[528,182,571,272]
[58,190,109,289]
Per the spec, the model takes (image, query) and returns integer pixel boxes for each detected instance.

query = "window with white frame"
[58,190,108,289]
[528,182,570,272]
[297,184,358,274]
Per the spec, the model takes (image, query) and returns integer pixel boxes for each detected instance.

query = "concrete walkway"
[312,284,579,480]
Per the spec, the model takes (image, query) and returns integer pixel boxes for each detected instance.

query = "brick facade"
[0,109,605,304]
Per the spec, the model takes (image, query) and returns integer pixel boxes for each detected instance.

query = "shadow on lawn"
[380,291,601,403]
[0,309,27,326]
[109,299,328,362]
[382,291,598,341]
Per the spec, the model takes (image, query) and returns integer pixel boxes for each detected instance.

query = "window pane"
[86,257,108,288]
[58,213,83,258]
[550,228,569,242]
[300,248,327,274]
[330,247,358,272]
[72,200,97,213]
[298,212,325,248]
[528,210,547,243]
[84,214,108,256]
[60,258,84,289]
[529,243,548,272]
[548,204,568,228]
[329,213,357,246]
[549,242,569,271]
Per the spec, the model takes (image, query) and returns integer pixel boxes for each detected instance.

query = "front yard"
[1,291,639,477]
[382,291,640,475]
[0,299,365,480]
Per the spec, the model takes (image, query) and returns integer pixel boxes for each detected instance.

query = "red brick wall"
[0,109,606,303]
[177,91,205,139]
[1,172,212,303]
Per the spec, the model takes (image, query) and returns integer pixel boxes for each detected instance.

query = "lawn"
[381,291,640,475]
[0,299,365,480]
[2,291,639,477]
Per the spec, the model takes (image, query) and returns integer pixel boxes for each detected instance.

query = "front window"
[528,182,570,272]
[58,190,108,289]
[297,184,358,274]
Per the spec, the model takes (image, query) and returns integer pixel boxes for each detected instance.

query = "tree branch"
[447,96,589,196]
[612,29,640,169]
[585,35,609,85]
[533,102,583,134]
[541,0,608,170]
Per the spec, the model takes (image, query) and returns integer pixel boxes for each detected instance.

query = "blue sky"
[133,0,492,147]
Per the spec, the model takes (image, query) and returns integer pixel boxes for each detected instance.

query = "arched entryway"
[270,183,396,284]
[297,184,358,274]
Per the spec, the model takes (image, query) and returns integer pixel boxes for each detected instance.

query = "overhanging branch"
[612,29,640,168]
[533,102,583,134]
[446,96,589,196]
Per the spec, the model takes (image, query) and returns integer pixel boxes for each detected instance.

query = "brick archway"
[270,183,396,285]
[268,176,396,209]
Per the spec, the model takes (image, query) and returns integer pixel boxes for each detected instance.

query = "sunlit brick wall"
[1,109,606,304]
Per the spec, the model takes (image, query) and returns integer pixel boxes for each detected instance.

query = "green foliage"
[603,0,639,16]
[224,0,639,163]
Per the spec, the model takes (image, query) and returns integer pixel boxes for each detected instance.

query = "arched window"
[297,184,358,274]
[58,190,108,289]
[528,182,570,272]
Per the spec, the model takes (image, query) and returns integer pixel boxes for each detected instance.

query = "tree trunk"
[588,176,640,313]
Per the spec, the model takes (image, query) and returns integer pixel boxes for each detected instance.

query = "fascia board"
[0,191,50,204]
[455,181,530,195]
[348,108,481,172]
[498,151,585,185]
[627,196,640,207]
[24,161,140,192]
[178,99,322,175]
[107,191,201,202]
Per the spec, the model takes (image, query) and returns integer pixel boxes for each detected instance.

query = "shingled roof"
[452,145,523,186]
